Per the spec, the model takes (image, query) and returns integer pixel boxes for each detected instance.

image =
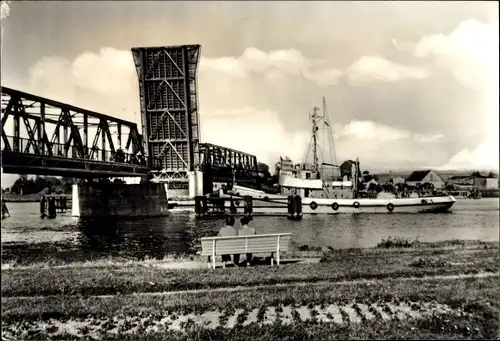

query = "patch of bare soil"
[1,300,463,340]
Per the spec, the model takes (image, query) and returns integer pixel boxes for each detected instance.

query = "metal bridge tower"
[131,45,201,186]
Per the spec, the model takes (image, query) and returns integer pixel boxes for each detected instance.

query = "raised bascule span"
[130,45,259,198]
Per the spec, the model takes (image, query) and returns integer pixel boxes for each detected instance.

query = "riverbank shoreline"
[2,240,498,340]
[1,238,496,269]
[2,193,72,203]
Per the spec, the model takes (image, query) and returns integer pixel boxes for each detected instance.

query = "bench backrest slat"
[201,233,291,256]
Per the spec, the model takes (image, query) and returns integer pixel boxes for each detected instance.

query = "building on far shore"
[391,176,406,185]
[447,172,499,190]
[405,170,445,189]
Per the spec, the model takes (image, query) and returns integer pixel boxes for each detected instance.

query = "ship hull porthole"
[310,201,318,210]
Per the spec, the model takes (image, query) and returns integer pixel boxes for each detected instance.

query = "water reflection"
[1,199,498,264]
[76,215,208,260]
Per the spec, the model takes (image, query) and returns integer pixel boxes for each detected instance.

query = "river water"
[1,199,498,264]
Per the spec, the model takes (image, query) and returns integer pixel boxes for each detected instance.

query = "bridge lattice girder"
[199,143,259,183]
[131,45,201,183]
[1,86,149,177]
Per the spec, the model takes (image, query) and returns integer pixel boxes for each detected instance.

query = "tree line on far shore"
[2,175,126,196]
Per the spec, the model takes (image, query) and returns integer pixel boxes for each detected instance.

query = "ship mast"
[322,97,337,167]
[311,106,320,171]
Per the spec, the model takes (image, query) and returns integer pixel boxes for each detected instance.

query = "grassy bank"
[2,241,498,340]
[2,276,498,340]
[2,244,498,297]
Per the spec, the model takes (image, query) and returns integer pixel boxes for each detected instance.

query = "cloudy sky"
[1,1,498,186]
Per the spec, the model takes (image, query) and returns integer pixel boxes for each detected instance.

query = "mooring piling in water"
[1,200,10,219]
[40,196,47,218]
[47,196,57,219]
[287,195,303,220]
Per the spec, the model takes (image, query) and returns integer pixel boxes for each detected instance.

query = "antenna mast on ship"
[311,106,320,171]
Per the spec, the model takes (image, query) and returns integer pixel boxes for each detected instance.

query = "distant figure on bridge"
[238,216,256,266]
[217,216,238,267]
[40,196,47,218]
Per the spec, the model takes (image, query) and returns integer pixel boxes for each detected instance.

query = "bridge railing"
[2,135,147,166]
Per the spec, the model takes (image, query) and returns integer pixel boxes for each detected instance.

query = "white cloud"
[344,55,430,86]
[200,56,246,78]
[71,48,137,96]
[413,134,444,143]
[435,137,500,171]
[391,16,500,171]
[413,18,499,91]
[0,1,11,20]
[200,48,428,87]
[20,49,141,123]
[327,121,447,168]
[336,120,411,141]
[437,100,499,171]
[200,47,312,79]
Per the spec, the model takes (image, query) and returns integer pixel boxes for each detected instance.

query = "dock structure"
[193,195,303,220]
[40,195,71,219]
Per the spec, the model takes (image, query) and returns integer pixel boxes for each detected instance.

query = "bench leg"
[271,253,274,266]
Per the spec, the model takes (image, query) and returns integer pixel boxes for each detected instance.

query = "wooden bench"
[201,233,292,269]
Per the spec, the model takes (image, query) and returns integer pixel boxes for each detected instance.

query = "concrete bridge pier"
[71,182,169,218]
[188,171,205,198]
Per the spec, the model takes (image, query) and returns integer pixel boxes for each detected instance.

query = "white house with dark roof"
[405,170,445,189]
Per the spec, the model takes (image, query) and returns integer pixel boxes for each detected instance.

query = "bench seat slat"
[201,233,291,257]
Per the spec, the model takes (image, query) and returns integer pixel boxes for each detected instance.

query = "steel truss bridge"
[1,44,260,190]
[199,143,258,186]
[1,87,149,178]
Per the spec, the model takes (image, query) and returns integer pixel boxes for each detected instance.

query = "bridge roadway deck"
[1,148,150,178]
